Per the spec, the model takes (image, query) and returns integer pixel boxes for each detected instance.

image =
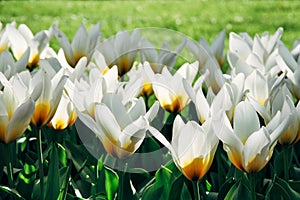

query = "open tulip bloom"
[6,23,53,68]
[0,72,35,143]
[77,93,159,159]
[148,115,219,182]
[152,62,198,113]
[54,23,101,68]
[213,101,290,173]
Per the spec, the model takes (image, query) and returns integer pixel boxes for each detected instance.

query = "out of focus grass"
[1,1,300,49]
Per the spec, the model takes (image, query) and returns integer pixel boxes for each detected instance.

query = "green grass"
[1,0,300,49]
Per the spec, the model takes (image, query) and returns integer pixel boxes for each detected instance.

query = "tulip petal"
[213,111,243,155]
[71,24,88,59]
[144,101,159,123]
[234,102,260,143]
[101,93,130,129]
[6,24,28,60]
[94,103,121,144]
[5,98,34,143]
[243,127,270,172]
[118,116,147,152]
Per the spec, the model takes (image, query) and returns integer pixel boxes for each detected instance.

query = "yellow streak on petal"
[73,51,86,67]
[28,53,40,69]
[118,57,131,75]
[258,98,265,106]
[181,156,211,181]
[161,95,183,113]
[31,102,50,127]
[245,149,273,173]
[0,45,8,54]
[226,146,245,172]
[68,110,77,127]
[101,67,110,75]
[279,128,297,145]
[141,82,153,96]
[0,121,7,143]
[52,119,68,130]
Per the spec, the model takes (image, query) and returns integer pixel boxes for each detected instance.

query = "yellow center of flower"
[118,57,131,75]
[31,102,51,127]
[161,96,183,113]
[28,53,40,69]
[141,82,153,96]
[181,157,210,181]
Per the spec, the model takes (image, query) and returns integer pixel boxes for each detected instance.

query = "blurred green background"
[0,0,300,49]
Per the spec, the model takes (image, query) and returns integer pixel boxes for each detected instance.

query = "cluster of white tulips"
[0,21,300,199]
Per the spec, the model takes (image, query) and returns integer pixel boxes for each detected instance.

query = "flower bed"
[0,21,300,199]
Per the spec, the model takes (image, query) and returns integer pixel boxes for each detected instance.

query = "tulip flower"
[47,90,77,130]
[278,96,300,145]
[171,115,218,181]
[0,49,29,80]
[77,93,159,159]
[6,23,53,68]
[148,115,218,200]
[88,50,111,75]
[0,72,35,143]
[213,101,290,173]
[277,44,300,100]
[186,39,225,94]
[200,30,226,67]
[71,65,119,117]
[244,70,269,106]
[139,38,186,73]
[0,22,15,53]
[152,62,198,113]
[291,38,300,63]
[98,29,140,76]
[54,23,101,67]
[227,28,283,77]
[31,63,68,127]
[127,62,155,96]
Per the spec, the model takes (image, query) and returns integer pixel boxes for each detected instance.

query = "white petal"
[94,103,121,142]
[71,24,88,56]
[144,101,159,123]
[101,93,130,129]
[5,98,35,143]
[6,24,27,60]
[234,101,260,143]
[243,127,270,168]
[212,111,243,153]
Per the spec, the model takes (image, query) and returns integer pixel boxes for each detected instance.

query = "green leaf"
[64,140,96,183]
[142,166,175,200]
[217,177,235,200]
[46,143,60,200]
[0,185,25,199]
[224,180,251,200]
[180,183,192,200]
[288,180,300,192]
[130,168,151,192]
[266,176,300,200]
[57,143,67,167]
[168,174,185,200]
[57,164,72,200]
[104,166,119,200]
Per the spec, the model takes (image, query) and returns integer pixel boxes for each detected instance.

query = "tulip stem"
[248,173,257,200]
[192,181,201,200]
[117,163,128,200]
[283,145,291,180]
[5,143,14,188]
[37,127,44,200]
